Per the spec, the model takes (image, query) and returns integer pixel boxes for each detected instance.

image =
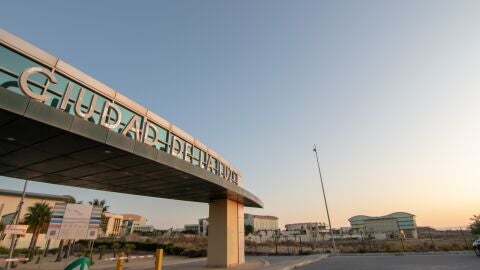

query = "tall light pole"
[5,180,28,270]
[313,144,336,253]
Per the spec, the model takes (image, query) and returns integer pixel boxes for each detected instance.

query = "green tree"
[245,225,254,236]
[89,199,109,232]
[470,214,480,235]
[88,199,109,213]
[24,202,52,259]
[124,243,136,262]
[112,242,122,258]
[65,197,79,204]
[98,245,107,259]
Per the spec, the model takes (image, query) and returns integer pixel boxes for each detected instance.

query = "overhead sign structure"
[0,28,263,268]
[46,203,102,240]
[3,225,28,235]
[12,65,240,185]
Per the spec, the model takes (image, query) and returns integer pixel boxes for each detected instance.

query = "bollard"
[155,249,163,270]
[116,252,124,270]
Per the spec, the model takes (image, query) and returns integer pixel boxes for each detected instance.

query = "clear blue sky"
[1,0,479,229]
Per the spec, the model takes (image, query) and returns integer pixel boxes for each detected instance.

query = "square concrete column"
[207,199,245,268]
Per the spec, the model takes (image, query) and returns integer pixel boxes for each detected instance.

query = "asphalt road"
[299,254,479,270]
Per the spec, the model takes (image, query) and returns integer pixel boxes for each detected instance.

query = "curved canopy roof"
[0,28,262,208]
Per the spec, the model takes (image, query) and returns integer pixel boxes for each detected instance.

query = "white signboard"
[46,203,102,240]
[4,225,28,235]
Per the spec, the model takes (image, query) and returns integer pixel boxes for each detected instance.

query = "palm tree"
[24,202,52,259]
[55,239,64,262]
[124,243,136,262]
[88,199,109,213]
[112,242,122,258]
[98,245,107,259]
[89,199,109,233]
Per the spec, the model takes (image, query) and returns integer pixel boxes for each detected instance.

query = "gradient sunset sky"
[1,0,479,229]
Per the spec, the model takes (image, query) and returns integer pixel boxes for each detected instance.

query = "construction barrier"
[0,257,29,263]
[104,255,154,261]
[110,249,163,270]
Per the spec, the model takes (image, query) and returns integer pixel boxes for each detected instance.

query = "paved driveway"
[299,254,479,270]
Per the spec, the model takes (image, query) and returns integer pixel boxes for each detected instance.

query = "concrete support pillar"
[207,199,245,268]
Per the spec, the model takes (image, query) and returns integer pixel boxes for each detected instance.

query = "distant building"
[184,224,201,233]
[0,188,74,223]
[244,214,278,233]
[199,218,209,235]
[284,222,327,237]
[133,224,156,233]
[100,212,123,238]
[122,214,147,235]
[348,212,418,239]
[339,227,352,234]
[0,188,74,249]
[184,218,209,235]
[188,214,278,236]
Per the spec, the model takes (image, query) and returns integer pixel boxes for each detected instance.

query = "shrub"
[182,249,207,258]
[438,244,451,251]
[13,248,28,256]
[0,246,9,254]
[164,246,184,255]
[299,250,313,255]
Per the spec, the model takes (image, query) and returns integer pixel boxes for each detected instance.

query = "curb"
[335,251,474,256]
[259,258,271,267]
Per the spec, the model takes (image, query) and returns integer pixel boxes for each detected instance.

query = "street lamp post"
[5,180,28,270]
[313,145,336,253]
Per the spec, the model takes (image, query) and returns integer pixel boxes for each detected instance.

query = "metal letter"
[122,115,142,141]
[60,82,74,110]
[143,121,159,146]
[231,173,238,184]
[100,102,122,129]
[224,166,232,181]
[75,88,98,119]
[170,136,184,158]
[184,142,193,163]
[200,151,208,169]
[207,156,215,173]
[18,67,57,101]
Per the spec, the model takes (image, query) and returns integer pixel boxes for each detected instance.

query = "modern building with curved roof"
[0,28,262,267]
[349,212,418,239]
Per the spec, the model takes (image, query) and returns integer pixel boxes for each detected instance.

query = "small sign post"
[3,225,28,236]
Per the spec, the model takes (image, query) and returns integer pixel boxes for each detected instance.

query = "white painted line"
[104,255,154,261]
[0,257,29,262]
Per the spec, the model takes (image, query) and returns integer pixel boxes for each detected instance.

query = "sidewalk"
[7,253,204,270]
[4,254,330,270]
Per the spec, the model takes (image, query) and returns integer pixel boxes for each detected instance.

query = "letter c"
[19,67,57,101]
